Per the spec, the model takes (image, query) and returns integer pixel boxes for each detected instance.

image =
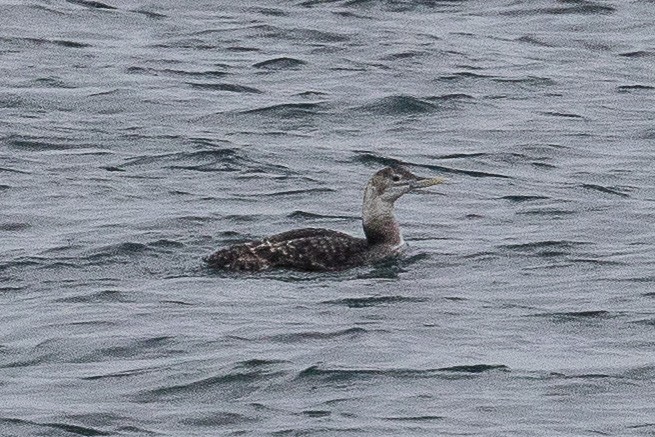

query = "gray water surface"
[1,0,655,435]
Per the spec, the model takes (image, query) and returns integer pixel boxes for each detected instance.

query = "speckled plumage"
[204,228,369,271]
[204,166,443,272]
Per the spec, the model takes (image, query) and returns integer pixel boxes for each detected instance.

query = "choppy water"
[2,0,655,435]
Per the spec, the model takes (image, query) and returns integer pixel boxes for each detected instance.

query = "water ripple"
[253,57,307,70]
[2,0,654,434]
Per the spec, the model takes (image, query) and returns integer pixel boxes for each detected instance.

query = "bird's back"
[204,228,369,272]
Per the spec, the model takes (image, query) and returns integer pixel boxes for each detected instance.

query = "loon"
[204,166,444,272]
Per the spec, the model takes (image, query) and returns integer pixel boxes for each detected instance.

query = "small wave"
[241,102,326,118]
[531,162,557,169]
[515,35,556,48]
[619,365,655,380]
[435,152,487,160]
[180,412,255,427]
[253,57,307,70]
[149,239,185,249]
[87,88,120,97]
[95,336,174,362]
[297,363,508,382]
[384,415,444,421]
[251,7,288,17]
[126,66,228,77]
[424,165,510,179]
[267,327,367,343]
[632,318,655,326]
[500,195,549,202]
[297,366,386,381]
[101,165,124,172]
[132,8,167,19]
[187,82,263,93]
[437,71,493,81]
[444,296,468,301]
[552,4,615,15]
[83,238,186,263]
[351,152,404,168]
[533,310,612,322]
[149,38,217,50]
[381,50,425,61]
[288,210,330,220]
[307,0,465,12]
[0,222,30,231]
[0,94,22,108]
[248,187,335,197]
[66,0,117,10]
[302,410,331,418]
[437,364,509,373]
[619,51,654,58]
[0,258,42,273]
[298,0,335,6]
[295,90,328,98]
[136,368,284,402]
[5,135,90,151]
[617,84,654,93]
[0,418,110,436]
[547,372,613,380]
[41,39,89,48]
[251,24,348,42]
[292,28,349,42]
[581,183,630,198]
[406,159,511,179]
[168,164,234,172]
[179,149,241,161]
[189,137,233,147]
[517,207,576,217]
[0,36,90,49]
[500,240,588,255]
[0,167,31,174]
[540,111,584,119]
[501,4,615,16]
[87,242,149,260]
[0,286,23,292]
[81,366,154,381]
[493,76,557,87]
[288,210,354,220]
[160,299,194,306]
[226,46,260,52]
[568,373,612,379]
[235,359,288,368]
[628,423,655,430]
[166,67,230,77]
[426,93,475,102]
[356,95,437,116]
[569,257,624,266]
[323,295,429,308]
[116,148,246,172]
[55,289,135,304]
[35,76,76,88]
[351,152,510,179]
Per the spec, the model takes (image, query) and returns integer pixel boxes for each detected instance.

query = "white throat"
[362,185,394,225]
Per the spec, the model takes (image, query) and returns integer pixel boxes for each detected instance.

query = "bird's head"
[367,166,444,203]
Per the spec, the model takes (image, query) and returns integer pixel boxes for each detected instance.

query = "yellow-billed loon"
[204,166,444,271]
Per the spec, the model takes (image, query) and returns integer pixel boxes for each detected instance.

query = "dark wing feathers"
[205,228,368,272]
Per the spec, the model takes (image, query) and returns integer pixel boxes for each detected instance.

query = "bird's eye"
[392,175,401,182]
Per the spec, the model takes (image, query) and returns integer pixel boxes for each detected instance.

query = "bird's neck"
[362,186,402,246]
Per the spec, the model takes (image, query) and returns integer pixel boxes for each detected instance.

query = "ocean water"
[1,0,654,435]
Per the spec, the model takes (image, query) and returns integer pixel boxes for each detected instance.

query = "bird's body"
[204,166,443,272]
